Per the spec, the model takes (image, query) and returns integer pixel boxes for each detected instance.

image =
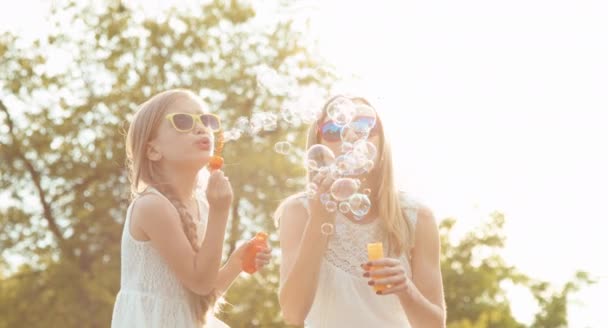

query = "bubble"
[249,113,264,135]
[353,104,377,128]
[340,120,370,144]
[306,144,335,172]
[307,159,319,172]
[326,97,356,126]
[281,107,302,126]
[319,166,331,176]
[306,182,318,199]
[263,113,278,131]
[307,182,318,192]
[338,201,351,214]
[363,160,375,172]
[353,140,377,162]
[352,214,365,222]
[325,200,337,213]
[235,117,250,135]
[349,193,371,217]
[330,178,359,201]
[320,222,334,235]
[223,129,242,142]
[320,192,331,205]
[341,142,354,154]
[330,168,341,180]
[334,155,355,176]
[282,86,324,124]
[256,66,290,95]
[274,141,291,155]
[300,108,321,124]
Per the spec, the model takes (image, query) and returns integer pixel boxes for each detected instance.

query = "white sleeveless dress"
[111,188,229,328]
[300,193,419,328]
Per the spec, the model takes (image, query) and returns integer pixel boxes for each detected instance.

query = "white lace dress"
[300,194,419,328]
[111,188,229,328]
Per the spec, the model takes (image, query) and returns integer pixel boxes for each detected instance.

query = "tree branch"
[0,99,72,259]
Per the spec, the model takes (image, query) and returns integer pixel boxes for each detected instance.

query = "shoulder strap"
[399,191,419,236]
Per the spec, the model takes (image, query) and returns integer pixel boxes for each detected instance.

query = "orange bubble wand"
[208,129,224,171]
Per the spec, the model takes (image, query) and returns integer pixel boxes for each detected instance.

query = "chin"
[196,155,212,168]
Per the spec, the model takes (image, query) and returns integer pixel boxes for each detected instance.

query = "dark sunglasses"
[317,116,380,143]
[165,113,221,132]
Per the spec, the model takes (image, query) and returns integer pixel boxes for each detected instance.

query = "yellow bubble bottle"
[367,242,386,292]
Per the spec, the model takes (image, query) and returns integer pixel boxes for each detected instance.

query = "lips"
[195,136,211,151]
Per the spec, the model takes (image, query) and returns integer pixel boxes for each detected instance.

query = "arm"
[213,257,242,294]
[132,193,230,295]
[399,206,446,327]
[365,206,446,327]
[213,243,272,294]
[278,198,330,326]
[135,170,232,295]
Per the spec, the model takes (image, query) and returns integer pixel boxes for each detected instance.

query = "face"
[318,99,382,171]
[147,96,217,169]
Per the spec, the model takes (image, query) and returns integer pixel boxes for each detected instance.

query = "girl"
[275,96,446,327]
[111,89,271,328]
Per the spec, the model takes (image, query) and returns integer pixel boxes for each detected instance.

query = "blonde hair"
[125,88,218,325]
[275,96,414,256]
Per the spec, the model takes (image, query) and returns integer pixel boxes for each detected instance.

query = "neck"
[358,174,377,192]
[158,163,201,202]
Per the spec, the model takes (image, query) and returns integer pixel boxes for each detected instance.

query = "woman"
[275,95,446,327]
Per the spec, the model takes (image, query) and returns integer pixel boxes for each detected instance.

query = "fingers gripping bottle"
[242,232,268,274]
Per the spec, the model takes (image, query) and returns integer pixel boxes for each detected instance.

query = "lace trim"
[297,195,418,277]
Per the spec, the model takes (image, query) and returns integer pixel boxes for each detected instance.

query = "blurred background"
[1,0,606,327]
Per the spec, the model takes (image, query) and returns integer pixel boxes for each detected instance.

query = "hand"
[252,245,272,271]
[309,169,336,223]
[362,258,412,296]
[229,238,272,271]
[206,170,233,212]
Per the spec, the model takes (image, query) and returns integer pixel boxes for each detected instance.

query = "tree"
[0,1,331,327]
[0,1,593,327]
[440,213,594,328]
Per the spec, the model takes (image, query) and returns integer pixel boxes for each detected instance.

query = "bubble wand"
[208,129,224,171]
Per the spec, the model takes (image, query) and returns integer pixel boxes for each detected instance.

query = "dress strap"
[399,192,419,232]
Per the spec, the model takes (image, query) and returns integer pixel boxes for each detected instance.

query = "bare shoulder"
[275,193,309,227]
[400,192,438,231]
[417,204,438,228]
[409,200,439,241]
[131,193,181,239]
[412,202,441,251]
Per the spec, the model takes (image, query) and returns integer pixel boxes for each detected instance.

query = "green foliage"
[440,214,594,328]
[1,0,329,326]
[0,1,593,327]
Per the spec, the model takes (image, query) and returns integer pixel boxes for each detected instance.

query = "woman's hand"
[308,169,336,224]
[362,258,412,297]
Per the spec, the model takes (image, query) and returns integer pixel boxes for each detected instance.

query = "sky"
[1,0,607,326]
[306,1,608,326]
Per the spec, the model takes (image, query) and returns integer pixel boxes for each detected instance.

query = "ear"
[146,142,162,161]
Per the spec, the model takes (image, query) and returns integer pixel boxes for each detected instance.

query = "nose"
[193,120,209,134]
[342,129,357,143]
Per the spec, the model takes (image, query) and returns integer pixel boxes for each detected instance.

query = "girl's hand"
[253,246,272,271]
[206,170,233,213]
[229,238,272,271]
[362,258,412,296]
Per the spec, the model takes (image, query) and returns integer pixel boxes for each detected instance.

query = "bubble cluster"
[217,91,379,222]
